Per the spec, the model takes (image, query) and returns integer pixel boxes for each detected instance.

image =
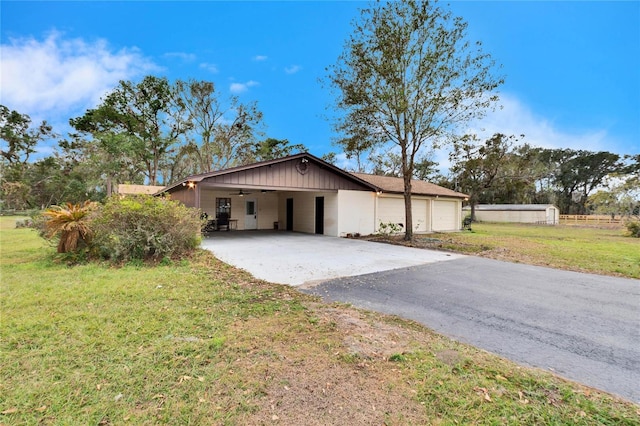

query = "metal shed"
[463,204,560,225]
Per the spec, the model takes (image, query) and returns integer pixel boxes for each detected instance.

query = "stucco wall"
[337,190,376,236]
[199,189,279,230]
[277,191,339,235]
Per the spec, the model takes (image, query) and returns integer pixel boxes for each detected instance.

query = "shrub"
[42,201,96,253]
[624,219,640,238]
[91,195,202,262]
[377,221,404,235]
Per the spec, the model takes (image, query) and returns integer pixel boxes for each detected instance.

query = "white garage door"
[412,199,428,232]
[433,200,458,231]
[377,197,405,229]
[378,197,429,232]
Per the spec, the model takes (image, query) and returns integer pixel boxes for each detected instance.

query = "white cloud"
[431,93,615,175]
[253,55,268,61]
[284,65,302,75]
[164,51,196,62]
[0,31,158,119]
[465,94,610,152]
[199,62,219,73]
[229,80,259,94]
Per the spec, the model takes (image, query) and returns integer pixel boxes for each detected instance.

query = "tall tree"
[0,106,54,209]
[328,0,503,239]
[370,149,439,180]
[94,76,188,185]
[450,133,520,220]
[538,149,622,214]
[172,79,262,178]
[245,138,307,163]
[0,105,53,180]
[70,107,143,195]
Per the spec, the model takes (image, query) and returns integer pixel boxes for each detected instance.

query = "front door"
[286,198,293,231]
[315,196,324,234]
[245,199,257,230]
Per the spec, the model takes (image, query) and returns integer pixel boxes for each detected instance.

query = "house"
[159,153,468,236]
[463,204,560,225]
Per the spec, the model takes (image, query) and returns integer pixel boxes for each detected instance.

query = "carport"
[160,153,379,236]
[201,231,464,286]
[159,153,468,237]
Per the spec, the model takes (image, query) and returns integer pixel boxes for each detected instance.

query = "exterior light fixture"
[187,181,195,189]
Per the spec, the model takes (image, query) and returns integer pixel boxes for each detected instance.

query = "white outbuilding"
[463,204,560,225]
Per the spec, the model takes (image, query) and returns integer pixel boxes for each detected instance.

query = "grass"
[1,217,639,425]
[408,222,639,279]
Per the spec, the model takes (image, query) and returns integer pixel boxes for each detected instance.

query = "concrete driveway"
[201,231,464,286]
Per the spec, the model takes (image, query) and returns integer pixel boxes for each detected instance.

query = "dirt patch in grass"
[217,304,431,425]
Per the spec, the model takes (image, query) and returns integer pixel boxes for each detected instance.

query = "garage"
[161,153,468,236]
[432,200,459,231]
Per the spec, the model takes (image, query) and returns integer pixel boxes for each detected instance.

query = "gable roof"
[351,173,469,199]
[463,204,558,211]
[160,152,379,194]
[160,153,469,198]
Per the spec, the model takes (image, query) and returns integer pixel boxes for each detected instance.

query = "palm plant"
[42,201,96,253]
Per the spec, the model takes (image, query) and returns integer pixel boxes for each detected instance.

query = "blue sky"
[1,1,638,170]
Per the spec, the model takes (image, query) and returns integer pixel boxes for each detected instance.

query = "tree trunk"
[401,143,413,241]
[403,171,413,241]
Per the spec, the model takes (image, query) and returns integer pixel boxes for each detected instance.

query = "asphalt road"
[302,256,640,403]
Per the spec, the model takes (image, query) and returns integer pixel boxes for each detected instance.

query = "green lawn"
[427,223,640,279]
[1,217,638,425]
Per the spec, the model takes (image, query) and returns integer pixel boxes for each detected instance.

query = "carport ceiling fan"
[229,189,252,196]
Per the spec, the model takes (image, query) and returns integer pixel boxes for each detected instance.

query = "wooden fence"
[559,214,622,225]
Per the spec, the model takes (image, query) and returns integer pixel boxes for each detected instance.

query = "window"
[216,198,231,218]
[246,200,255,215]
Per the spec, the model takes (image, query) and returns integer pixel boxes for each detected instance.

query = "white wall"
[277,191,339,235]
[255,194,279,230]
[337,190,376,236]
[324,192,339,236]
[470,207,559,224]
[200,189,278,230]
